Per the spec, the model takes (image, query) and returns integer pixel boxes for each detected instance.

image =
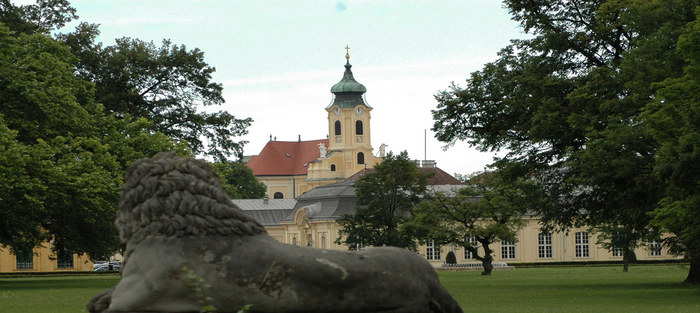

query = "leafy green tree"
[644,8,700,284]
[0,115,48,251]
[0,21,186,260]
[0,21,117,259]
[432,0,697,273]
[335,151,430,250]
[59,25,252,161]
[0,0,76,35]
[410,173,527,275]
[212,161,266,199]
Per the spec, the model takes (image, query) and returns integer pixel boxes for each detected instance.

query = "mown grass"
[0,265,698,312]
[439,264,700,313]
[0,274,120,313]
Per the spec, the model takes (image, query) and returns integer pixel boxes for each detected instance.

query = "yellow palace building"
[241,51,681,267]
[0,243,94,273]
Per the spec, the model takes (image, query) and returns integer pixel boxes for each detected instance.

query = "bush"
[445,251,457,264]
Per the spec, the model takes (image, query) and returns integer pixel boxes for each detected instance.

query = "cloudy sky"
[17,0,528,176]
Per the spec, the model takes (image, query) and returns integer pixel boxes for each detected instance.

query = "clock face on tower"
[355,107,363,116]
[334,107,340,116]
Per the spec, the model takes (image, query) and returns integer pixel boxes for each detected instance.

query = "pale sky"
[16,0,528,176]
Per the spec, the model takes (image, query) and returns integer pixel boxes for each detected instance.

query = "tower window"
[330,164,336,171]
[355,120,363,135]
[357,152,365,165]
[273,192,284,199]
[334,121,341,136]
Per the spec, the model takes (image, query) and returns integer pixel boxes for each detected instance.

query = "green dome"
[330,62,366,94]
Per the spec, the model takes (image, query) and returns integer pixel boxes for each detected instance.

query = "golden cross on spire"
[345,45,350,60]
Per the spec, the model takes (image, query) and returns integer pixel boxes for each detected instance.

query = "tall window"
[355,120,363,135]
[649,241,662,256]
[57,248,74,269]
[426,239,441,260]
[575,231,590,258]
[357,152,365,165]
[273,192,284,199]
[501,240,516,259]
[464,235,478,259]
[330,164,336,171]
[538,233,553,258]
[16,249,33,269]
[334,121,342,143]
[320,234,327,249]
[334,121,341,135]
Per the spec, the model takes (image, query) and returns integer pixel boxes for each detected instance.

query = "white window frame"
[575,231,590,258]
[464,235,478,260]
[649,241,662,256]
[426,239,441,260]
[501,240,516,259]
[612,247,623,257]
[538,233,553,258]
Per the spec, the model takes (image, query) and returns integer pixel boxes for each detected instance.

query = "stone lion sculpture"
[87,152,463,313]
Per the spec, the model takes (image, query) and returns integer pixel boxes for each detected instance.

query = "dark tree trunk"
[481,259,493,276]
[684,257,700,284]
[622,249,636,272]
[480,243,494,276]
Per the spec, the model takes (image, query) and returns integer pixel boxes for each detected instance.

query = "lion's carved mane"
[117,152,266,262]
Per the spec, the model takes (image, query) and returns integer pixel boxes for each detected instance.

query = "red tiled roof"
[247,139,329,176]
[346,167,464,185]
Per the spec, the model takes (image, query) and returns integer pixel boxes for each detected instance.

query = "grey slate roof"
[236,169,464,226]
[281,180,358,222]
[231,199,296,226]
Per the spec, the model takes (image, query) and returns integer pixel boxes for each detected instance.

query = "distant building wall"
[255,217,681,267]
[0,243,94,273]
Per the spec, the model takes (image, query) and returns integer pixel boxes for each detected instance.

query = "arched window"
[357,152,365,165]
[355,120,363,135]
[273,192,284,199]
[330,164,336,171]
[334,121,341,135]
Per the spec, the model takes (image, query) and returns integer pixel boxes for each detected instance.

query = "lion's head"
[117,152,266,260]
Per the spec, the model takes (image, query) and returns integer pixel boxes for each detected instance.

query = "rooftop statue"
[87,152,463,313]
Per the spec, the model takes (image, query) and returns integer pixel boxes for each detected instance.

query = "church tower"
[327,47,372,160]
[305,48,381,187]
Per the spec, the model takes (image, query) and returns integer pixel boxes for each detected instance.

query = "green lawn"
[440,264,700,313]
[0,274,120,313]
[0,265,698,312]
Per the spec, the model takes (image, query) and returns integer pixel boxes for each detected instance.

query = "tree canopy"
[644,7,700,283]
[58,24,252,161]
[432,0,700,280]
[336,151,430,250]
[212,161,267,199]
[410,172,528,275]
[0,1,254,261]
